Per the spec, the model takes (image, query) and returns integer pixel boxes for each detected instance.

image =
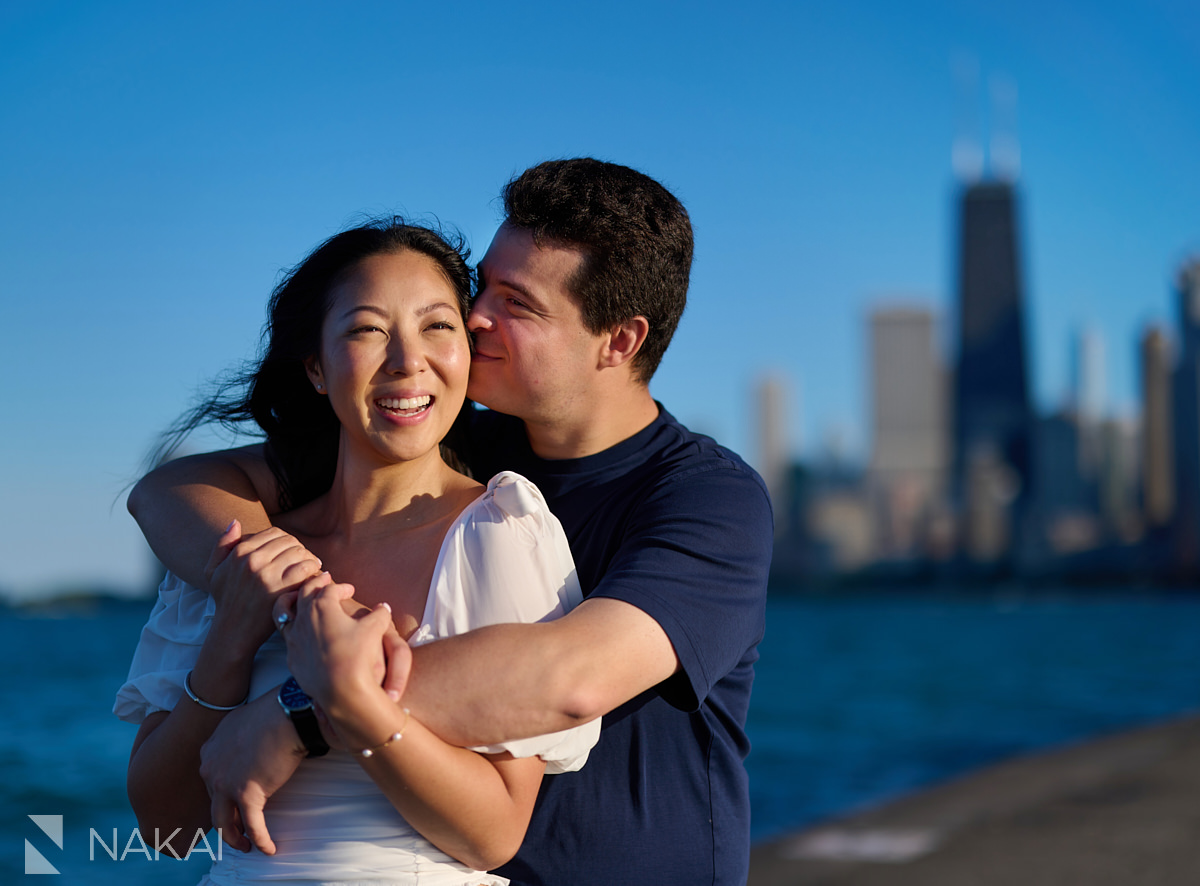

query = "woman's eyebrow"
[415,301,460,316]
[337,302,458,321]
[338,304,387,321]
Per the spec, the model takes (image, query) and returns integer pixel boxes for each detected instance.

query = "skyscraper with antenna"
[950,67,1034,566]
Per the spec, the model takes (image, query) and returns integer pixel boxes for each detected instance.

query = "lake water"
[5,589,1200,883]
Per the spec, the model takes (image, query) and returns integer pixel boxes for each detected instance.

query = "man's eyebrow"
[479,266,539,304]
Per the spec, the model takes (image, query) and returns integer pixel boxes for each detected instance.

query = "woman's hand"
[277,577,397,722]
[205,520,325,658]
[273,582,414,708]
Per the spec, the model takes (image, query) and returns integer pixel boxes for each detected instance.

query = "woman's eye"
[350,325,382,335]
[428,320,457,331]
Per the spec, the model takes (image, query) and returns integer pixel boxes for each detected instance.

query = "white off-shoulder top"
[115,471,599,886]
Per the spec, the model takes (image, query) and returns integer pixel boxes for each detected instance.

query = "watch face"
[279,677,313,712]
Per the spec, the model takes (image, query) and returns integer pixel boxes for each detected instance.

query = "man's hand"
[199,692,306,855]
[381,620,413,703]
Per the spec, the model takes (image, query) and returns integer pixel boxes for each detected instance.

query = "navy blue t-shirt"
[465,405,772,886]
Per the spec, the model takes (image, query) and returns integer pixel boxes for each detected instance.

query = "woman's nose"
[385,337,426,375]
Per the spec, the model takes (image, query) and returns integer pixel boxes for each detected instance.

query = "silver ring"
[276,611,292,630]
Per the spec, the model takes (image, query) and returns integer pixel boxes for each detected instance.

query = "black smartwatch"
[277,676,330,758]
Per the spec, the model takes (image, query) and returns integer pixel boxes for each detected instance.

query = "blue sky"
[2,0,1197,597]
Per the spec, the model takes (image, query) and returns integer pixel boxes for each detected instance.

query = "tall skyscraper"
[1072,326,1106,421]
[1140,325,1174,529]
[952,181,1034,563]
[755,373,793,529]
[1072,325,1106,477]
[1099,416,1140,539]
[1172,259,1200,570]
[868,306,947,557]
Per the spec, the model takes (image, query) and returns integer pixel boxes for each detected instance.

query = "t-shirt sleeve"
[112,572,216,724]
[588,462,773,712]
[414,471,600,774]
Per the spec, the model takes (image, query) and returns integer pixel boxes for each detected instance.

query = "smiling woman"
[149,221,479,511]
[307,249,472,471]
[116,217,599,885]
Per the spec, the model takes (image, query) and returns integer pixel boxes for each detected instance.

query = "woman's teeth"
[377,395,432,414]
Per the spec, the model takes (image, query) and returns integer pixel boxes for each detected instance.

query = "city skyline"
[770,250,1200,581]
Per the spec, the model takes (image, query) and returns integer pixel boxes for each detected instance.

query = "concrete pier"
[749,714,1200,885]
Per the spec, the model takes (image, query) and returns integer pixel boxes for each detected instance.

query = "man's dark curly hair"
[502,158,693,382]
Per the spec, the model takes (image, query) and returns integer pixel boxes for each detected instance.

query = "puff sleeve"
[113,572,217,724]
[409,471,599,774]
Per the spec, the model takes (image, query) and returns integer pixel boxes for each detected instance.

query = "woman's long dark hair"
[155,217,475,510]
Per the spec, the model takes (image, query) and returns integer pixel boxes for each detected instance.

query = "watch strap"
[278,677,330,758]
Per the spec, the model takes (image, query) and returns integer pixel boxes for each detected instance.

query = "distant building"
[951,180,1035,565]
[808,490,873,572]
[802,465,873,575]
[1072,326,1106,478]
[769,460,873,582]
[1099,416,1141,541]
[1036,410,1100,555]
[1140,326,1174,529]
[755,374,794,534]
[867,306,947,558]
[1072,325,1106,423]
[962,443,1021,562]
[1172,258,1200,572]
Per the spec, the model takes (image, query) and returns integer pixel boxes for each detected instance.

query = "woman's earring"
[316,383,325,393]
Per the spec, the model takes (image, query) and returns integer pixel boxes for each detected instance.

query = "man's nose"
[467,292,494,332]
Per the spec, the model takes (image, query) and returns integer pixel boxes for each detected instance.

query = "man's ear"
[305,356,327,393]
[598,316,650,370]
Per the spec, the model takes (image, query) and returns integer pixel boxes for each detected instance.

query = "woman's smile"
[374,393,435,422]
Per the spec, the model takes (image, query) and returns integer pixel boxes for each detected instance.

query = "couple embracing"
[116,158,772,885]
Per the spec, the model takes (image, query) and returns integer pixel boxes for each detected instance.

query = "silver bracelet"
[184,670,248,712]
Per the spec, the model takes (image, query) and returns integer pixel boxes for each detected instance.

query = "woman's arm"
[128,445,280,589]
[286,586,545,871]
[124,537,333,852]
[126,624,266,852]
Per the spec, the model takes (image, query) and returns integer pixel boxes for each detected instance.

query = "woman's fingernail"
[380,602,392,613]
[224,520,236,533]
[387,690,401,702]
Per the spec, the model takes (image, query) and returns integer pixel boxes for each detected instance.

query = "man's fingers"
[212,796,250,853]
[382,627,413,700]
[241,799,277,856]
